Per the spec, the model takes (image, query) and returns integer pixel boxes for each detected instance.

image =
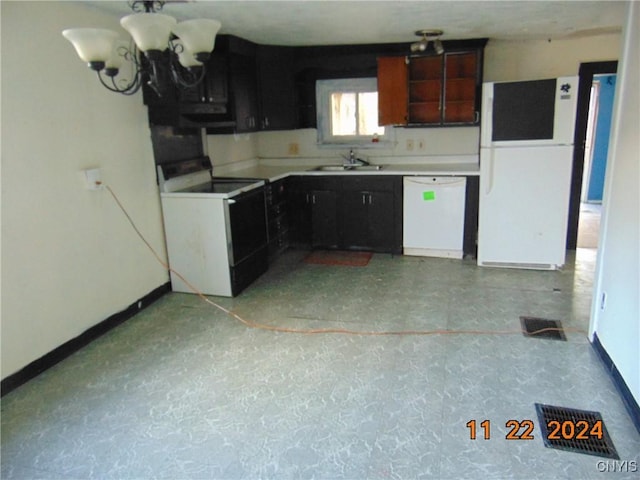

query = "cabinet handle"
[368,194,373,205]
[265,117,269,127]
[362,194,366,205]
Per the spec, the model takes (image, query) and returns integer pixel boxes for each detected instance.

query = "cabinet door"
[178,54,228,104]
[230,54,259,132]
[204,54,229,103]
[408,56,443,124]
[367,191,396,251]
[311,190,339,248]
[287,184,312,246]
[341,190,396,252]
[257,46,296,130]
[341,191,369,248]
[377,56,408,126]
[444,52,478,124]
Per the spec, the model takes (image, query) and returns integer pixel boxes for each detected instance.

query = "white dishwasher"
[403,176,467,259]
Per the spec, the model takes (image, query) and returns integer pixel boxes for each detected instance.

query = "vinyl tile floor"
[2,249,639,480]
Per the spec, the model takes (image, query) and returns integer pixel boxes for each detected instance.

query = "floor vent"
[535,403,619,459]
[520,316,567,341]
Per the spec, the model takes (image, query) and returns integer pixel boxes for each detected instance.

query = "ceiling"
[84,0,627,46]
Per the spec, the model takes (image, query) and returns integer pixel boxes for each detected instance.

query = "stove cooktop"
[176,179,262,195]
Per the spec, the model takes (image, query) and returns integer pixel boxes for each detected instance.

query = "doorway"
[576,74,616,249]
[566,61,618,251]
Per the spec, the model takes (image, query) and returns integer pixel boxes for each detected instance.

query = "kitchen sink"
[312,164,384,172]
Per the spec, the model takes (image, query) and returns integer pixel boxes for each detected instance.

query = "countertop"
[212,159,480,183]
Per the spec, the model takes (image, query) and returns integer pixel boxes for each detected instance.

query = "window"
[316,78,389,146]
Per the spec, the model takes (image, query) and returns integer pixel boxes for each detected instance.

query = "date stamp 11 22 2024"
[466,418,605,441]
[465,419,637,473]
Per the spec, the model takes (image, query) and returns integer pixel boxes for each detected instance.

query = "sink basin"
[312,164,384,172]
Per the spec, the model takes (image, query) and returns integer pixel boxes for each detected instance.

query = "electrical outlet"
[418,139,426,151]
[84,168,103,190]
[406,139,414,151]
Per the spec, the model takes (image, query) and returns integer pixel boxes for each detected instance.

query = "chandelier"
[62,1,221,96]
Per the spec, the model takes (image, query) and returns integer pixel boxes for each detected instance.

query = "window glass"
[331,92,357,136]
[358,92,384,136]
[316,78,390,146]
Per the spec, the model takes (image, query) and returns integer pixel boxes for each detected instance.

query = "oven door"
[227,186,268,265]
[226,186,268,296]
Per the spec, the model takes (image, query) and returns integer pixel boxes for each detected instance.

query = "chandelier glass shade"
[119,13,177,52]
[62,1,221,96]
[171,19,222,62]
[62,28,121,69]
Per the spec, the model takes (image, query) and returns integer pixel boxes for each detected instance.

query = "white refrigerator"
[478,77,578,270]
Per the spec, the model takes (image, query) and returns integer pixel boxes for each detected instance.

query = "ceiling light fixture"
[62,1,221,96]
[410,29,445,55]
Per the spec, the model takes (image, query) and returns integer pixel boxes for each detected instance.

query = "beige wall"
[484,33,621,81]
[256,127,480,163]
[1,1,169,379]
[206,132,259,169]
[590,2,639,405]
[209,126,481,166]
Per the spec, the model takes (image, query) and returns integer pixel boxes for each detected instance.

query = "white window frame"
[316,78,393,147]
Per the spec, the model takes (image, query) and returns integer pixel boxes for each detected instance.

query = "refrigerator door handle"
[485,149,495,196]
[480,84,493,147]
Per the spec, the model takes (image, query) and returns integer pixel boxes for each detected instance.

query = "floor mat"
[535,403,619,459]
[520,316,567,341]
[303,250,373,266]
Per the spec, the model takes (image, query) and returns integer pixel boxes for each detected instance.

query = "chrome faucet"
[343,149,370,166]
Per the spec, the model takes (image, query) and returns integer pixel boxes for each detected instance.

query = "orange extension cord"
[105,184,587,338]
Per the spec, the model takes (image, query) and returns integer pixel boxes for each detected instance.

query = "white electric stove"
[158,157,268,297]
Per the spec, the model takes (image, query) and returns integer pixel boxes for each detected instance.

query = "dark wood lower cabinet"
[287,175,402,254]
[311,190,339,248]
[341,190,396,252]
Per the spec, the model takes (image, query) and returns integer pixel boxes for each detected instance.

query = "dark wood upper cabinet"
[443,52,478,123]
[144,37,484,131]
[257,46,297,131]
[178,53,228,105]
[377,47,483,127]
[408,55,443,124]
[229,53,259,133]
